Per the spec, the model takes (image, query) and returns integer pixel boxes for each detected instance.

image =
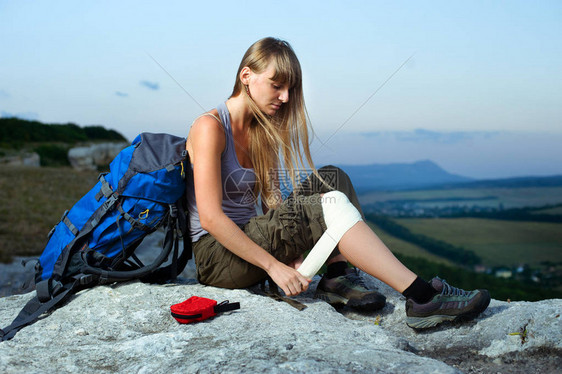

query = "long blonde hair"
[231,37,320,208]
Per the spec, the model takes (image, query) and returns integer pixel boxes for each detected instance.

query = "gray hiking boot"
[315,268,386,311]
[405,277,490,329]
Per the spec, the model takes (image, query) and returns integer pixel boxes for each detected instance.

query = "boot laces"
[344,269,367,289]
[440,279,469,297]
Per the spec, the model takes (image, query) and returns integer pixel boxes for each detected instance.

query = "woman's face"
[246,63,290,116]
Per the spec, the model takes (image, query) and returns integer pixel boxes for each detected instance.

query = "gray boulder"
[68,143,127,170]
[0,152,40,167]
[1,270,560,373]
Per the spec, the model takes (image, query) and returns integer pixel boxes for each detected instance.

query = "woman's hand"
[267,260,311,296]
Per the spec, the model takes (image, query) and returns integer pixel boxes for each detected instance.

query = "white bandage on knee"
[297,191,362,278]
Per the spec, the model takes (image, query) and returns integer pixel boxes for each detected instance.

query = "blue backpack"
[1,133,193,341]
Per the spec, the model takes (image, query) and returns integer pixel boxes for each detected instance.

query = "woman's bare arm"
[188,116,310,295]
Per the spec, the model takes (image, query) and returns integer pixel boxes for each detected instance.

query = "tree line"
[444,206,562,223]
[365,213,482,266]
[0,117,126,147]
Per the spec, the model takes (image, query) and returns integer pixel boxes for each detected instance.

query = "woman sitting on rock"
[184,37,490,329]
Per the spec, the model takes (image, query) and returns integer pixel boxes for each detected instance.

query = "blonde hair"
[231,37,321,208]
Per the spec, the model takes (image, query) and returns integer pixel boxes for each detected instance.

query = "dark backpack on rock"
[1,133,193,341]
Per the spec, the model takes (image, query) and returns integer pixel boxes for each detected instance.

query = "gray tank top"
[186,102,258,242]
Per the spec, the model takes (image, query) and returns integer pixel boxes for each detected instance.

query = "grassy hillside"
[366,217,562,301]
[365,216,562,301]
[0,167,98,263]
[396,217,562,268]
[367,221,455,266]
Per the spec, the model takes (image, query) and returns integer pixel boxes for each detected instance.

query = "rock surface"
[68,142,127,170]
[0,257,36,298]
[1,268,560,373]
[0,152,40,167]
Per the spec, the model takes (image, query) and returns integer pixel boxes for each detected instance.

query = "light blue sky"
[1,1,561,178]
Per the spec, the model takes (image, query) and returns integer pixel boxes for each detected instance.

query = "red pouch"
[170,296,240,324]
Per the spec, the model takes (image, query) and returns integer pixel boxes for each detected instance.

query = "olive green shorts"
[193,193,328,289]
[192,166,364,289]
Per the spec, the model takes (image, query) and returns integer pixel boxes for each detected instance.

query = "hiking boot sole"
[315,290,386,312]
[406,290,491,329]
[315,289,348,306]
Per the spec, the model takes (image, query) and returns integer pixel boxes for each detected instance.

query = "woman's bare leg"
[337,221,417,293]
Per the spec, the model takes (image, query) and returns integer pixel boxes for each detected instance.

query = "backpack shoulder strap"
[140,199,192,284]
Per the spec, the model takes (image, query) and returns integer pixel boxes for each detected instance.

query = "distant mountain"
[332,160,473,192]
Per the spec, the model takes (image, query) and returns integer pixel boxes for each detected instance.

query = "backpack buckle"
[36,279,63,302]
[47,225,57,239]
[102,194,119,211]
[78,274,95,286]
[169,205,178,218]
